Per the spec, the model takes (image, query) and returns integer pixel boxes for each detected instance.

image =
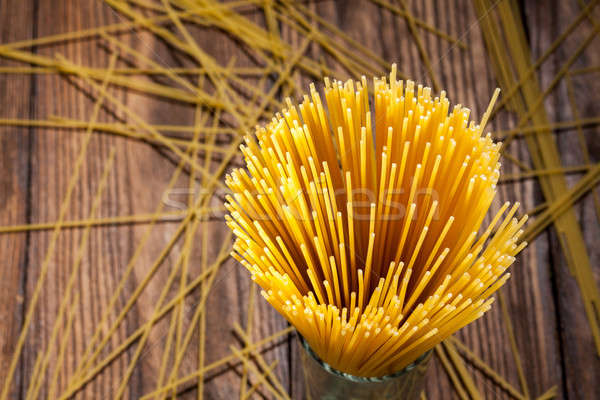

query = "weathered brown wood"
[523,1,600,399]
[20,3,138,398]
[0,1,36,398]
[0,0,598,399]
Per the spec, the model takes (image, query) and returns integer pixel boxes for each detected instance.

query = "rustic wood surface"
[0,0,598,399]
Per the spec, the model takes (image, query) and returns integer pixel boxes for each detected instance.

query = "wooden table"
[0,0,598,399]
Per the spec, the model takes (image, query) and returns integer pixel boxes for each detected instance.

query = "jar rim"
[298,333,431,383]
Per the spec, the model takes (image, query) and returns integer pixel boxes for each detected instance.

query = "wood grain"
[0,1,35,398]
[524,1,600,399]
[0,0,598,399]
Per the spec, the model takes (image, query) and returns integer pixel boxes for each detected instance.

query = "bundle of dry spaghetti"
[225,65,527,378]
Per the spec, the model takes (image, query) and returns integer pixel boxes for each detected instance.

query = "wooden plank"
[523,0,600,398]
[18,2,136,398]
[0,0,36,398]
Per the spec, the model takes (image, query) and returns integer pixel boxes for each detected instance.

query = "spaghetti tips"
[225,65,527,377]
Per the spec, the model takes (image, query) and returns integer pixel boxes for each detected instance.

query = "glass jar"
[299,335,431,400]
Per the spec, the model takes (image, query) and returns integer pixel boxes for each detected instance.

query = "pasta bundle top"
[225,65,527,378]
